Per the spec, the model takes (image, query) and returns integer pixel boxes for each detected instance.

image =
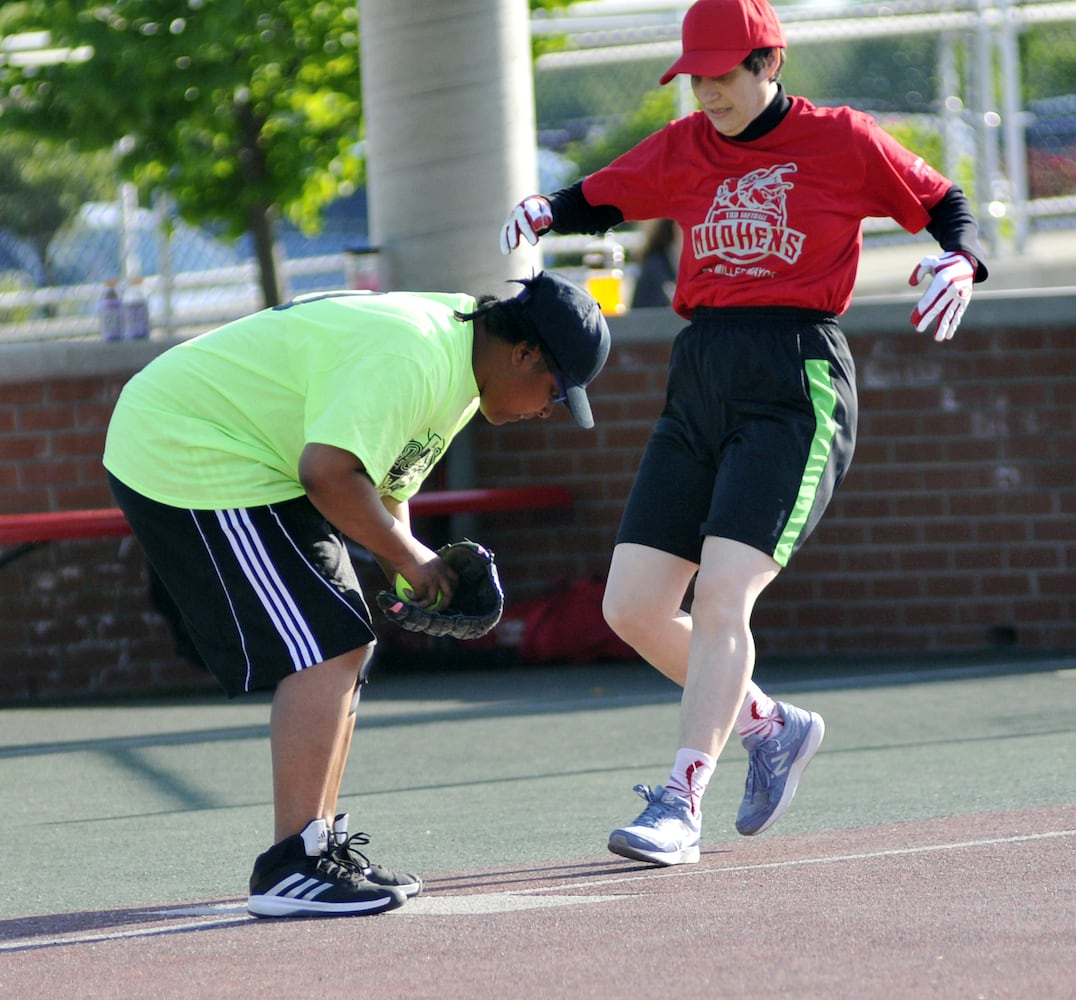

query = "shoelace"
[332,831,375,874]
[743,737,780,795]
[316,848,370,885]
[631,784,683,826]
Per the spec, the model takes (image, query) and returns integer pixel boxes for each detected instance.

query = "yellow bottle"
[583,235,625,316]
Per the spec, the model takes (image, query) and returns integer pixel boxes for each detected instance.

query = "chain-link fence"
[2,0,1074,343]
[0,170,374,343]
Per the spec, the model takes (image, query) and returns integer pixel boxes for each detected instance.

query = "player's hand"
[499,196,553,255]
[390,549,457,609]
[377,540,504,641]
[908,251,976,342]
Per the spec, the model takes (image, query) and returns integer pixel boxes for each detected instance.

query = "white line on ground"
[394,893,621,916]
[509,828,1076,896]
[3,828,1071,950]
[148,903,249,917]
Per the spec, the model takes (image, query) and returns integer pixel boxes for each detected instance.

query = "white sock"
[299,818,330,857]
[331,812,349,846]
[735,683,784,739]
[665,748,715,816]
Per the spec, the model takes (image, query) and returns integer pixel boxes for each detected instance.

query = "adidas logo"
[264,873,334,901]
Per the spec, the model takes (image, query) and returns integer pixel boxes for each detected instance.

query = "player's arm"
[924,185,989,282]
[372,493,415,581]
[908,186,988,343]
[298,442,455,605]
[547,182,626,235]
[499,180,625,254]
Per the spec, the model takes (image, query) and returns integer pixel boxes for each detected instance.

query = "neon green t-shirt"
[103,291,481,508]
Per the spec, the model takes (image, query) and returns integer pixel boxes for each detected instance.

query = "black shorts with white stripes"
[108,474,377,697]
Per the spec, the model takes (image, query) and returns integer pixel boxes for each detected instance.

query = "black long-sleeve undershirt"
[547,178,987,283]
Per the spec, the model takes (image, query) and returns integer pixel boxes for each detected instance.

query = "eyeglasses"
[551,369,568,405]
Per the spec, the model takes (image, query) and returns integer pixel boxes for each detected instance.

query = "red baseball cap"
[659,0,786,85]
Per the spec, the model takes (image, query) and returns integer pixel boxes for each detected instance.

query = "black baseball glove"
[376,540,504,640]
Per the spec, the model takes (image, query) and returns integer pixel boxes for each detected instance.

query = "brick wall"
[1,293,1074,701]
[0,361,216,699]
[472,297,1076,657]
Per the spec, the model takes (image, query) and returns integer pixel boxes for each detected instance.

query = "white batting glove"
[499,196,553,255]
[908,251,976,342]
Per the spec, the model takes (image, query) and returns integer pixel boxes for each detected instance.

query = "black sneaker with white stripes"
[247,818,407,918]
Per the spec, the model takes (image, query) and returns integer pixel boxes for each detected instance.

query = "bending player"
[499,0,987,864]
[104,274,610,913]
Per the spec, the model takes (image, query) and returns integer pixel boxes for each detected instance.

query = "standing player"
[103,274,610,913]
[499,0,987,865]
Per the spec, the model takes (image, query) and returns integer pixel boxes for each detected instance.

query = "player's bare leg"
[314,645,424,898]
[606,536,780,784]
[605,538,773,864]
[603,542,696,685]
[605,537,822,863]
[321,642,375,827]
[605,543,777,712]
[248,649,405,916]
[269,648,365,842]
[678,536,778,759]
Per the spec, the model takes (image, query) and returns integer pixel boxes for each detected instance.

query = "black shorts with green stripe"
[616,306,858,568]
[108,474,377,696]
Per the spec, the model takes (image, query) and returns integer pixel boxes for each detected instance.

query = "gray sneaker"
[736,701,825,836]
[608,784,701,866]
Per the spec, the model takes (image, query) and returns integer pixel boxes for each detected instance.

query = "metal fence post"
[998,0,1031,251]
[153,193,175,338]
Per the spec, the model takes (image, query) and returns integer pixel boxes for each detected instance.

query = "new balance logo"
[769,750,792,776]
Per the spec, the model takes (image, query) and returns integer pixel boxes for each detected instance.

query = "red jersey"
[582,97,951,319]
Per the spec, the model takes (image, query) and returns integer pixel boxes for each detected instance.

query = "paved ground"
[1,653,1073,998]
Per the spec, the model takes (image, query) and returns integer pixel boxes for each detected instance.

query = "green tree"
[1021,23,1076,101]
[565,86,677,179]
[0,131,116,260]
[0,0,576,305]
[0,0,363,305]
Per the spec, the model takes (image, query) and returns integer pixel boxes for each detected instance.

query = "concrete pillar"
[359,0,543,295]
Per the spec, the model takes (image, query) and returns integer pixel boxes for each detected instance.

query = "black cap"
[510,271,611,429]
